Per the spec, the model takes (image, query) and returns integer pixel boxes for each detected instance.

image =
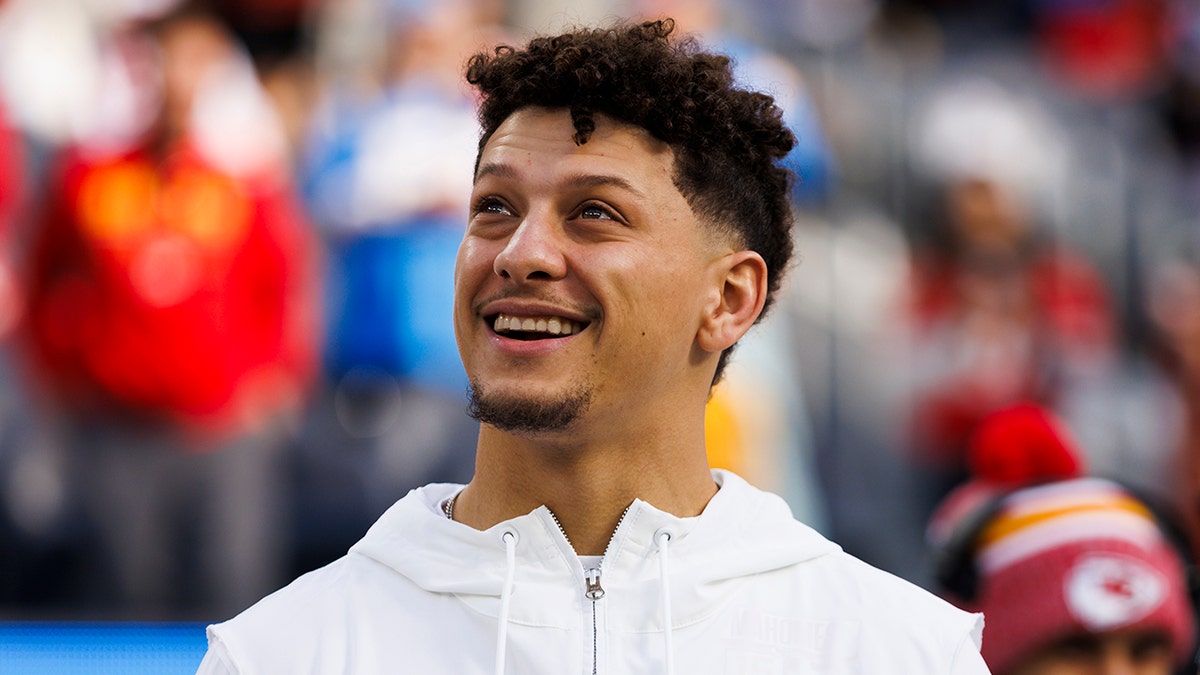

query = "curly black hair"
[465,18,796,384]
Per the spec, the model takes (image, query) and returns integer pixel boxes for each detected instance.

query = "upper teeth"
[493,314,580,336]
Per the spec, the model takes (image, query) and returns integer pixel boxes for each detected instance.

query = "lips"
[491,313,584,339]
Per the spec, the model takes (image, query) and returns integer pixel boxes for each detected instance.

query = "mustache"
[472,290,602,322]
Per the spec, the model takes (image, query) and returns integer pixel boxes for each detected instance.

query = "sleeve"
[948,614,991,674]
[195,630,241,675]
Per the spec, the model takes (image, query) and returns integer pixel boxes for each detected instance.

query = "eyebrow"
[474,162,517,182]
[474,162,649,201]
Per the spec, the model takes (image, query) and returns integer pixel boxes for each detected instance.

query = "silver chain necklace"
[442,492,459,520]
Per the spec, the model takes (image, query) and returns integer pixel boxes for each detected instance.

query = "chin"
[467,380,593,434]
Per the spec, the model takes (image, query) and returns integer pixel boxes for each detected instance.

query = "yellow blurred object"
[78,160,158,243]
[162,166,251,250]
[705,382,745,474]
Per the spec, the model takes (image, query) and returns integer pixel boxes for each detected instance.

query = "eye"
[1129,632,1171,663]
[577,202,619,221]
[472,196,513,217]
[1046,635,1100,661]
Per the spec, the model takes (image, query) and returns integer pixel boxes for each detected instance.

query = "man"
[22,5,319,615]
[928,404,1196,675]
[199,19,986,673]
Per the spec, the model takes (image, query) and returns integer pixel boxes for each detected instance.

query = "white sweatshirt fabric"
[198,470,988,674]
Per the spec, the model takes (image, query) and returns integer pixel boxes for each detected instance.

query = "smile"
[491,313,584,339]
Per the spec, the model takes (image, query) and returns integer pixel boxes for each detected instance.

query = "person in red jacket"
[21,3,321,615]
[902,78,1118,514]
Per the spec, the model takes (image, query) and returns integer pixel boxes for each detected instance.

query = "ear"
[697,250,768,354]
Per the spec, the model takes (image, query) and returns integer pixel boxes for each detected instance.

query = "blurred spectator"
[928,403,1198,675]
[902,76,1118,509]
[300,0,493,391]
[18,2,322,616]
[284,0,501,570]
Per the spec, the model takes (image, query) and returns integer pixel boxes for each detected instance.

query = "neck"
[452,423,718,556]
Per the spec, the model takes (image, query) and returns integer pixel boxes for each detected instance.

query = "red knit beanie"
[928,403,1196,674]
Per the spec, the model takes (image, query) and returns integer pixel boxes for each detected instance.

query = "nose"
[1098,651,1136,675]
[493,212,567,282]
[1096,641,1149,675]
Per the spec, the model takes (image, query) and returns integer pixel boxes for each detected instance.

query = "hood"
[351,469,840,629]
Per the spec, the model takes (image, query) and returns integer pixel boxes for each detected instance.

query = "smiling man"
[198,19,988,674]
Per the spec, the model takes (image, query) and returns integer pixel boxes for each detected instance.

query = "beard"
[467,379,593,433]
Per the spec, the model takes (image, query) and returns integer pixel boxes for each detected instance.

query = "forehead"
[475,107,677,183]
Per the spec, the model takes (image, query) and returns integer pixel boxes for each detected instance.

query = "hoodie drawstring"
[496,527,518,675]
[654,528,675,675]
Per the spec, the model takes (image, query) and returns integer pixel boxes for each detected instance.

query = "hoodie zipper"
[547,506,630,675]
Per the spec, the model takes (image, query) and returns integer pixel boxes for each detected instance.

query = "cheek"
[452,240,492,337]
[454,238,493,295]
[612,257,703,342]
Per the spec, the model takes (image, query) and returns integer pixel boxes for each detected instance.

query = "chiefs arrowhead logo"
[1064,553,1166,630]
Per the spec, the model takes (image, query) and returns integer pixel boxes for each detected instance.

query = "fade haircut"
[465,18,796,385]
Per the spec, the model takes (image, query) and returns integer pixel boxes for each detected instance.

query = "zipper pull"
[584,567,605,601]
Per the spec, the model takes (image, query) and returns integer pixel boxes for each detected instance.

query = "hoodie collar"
[350,470,840,626]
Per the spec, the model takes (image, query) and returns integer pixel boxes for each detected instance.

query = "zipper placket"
[547,506,631,675]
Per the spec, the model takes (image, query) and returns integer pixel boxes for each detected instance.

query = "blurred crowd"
[0,0,1198,624]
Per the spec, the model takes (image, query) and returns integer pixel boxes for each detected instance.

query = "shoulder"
[201,485,462,670]
[811,550,960,612]
[703,472,985,669]
[195,631,240,675]
[792,550,985,667]
[204,546,439,671]
[746,551,986,672]
[204,554,362,665]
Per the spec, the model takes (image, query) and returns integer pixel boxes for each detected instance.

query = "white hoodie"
[199,470,987,674]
